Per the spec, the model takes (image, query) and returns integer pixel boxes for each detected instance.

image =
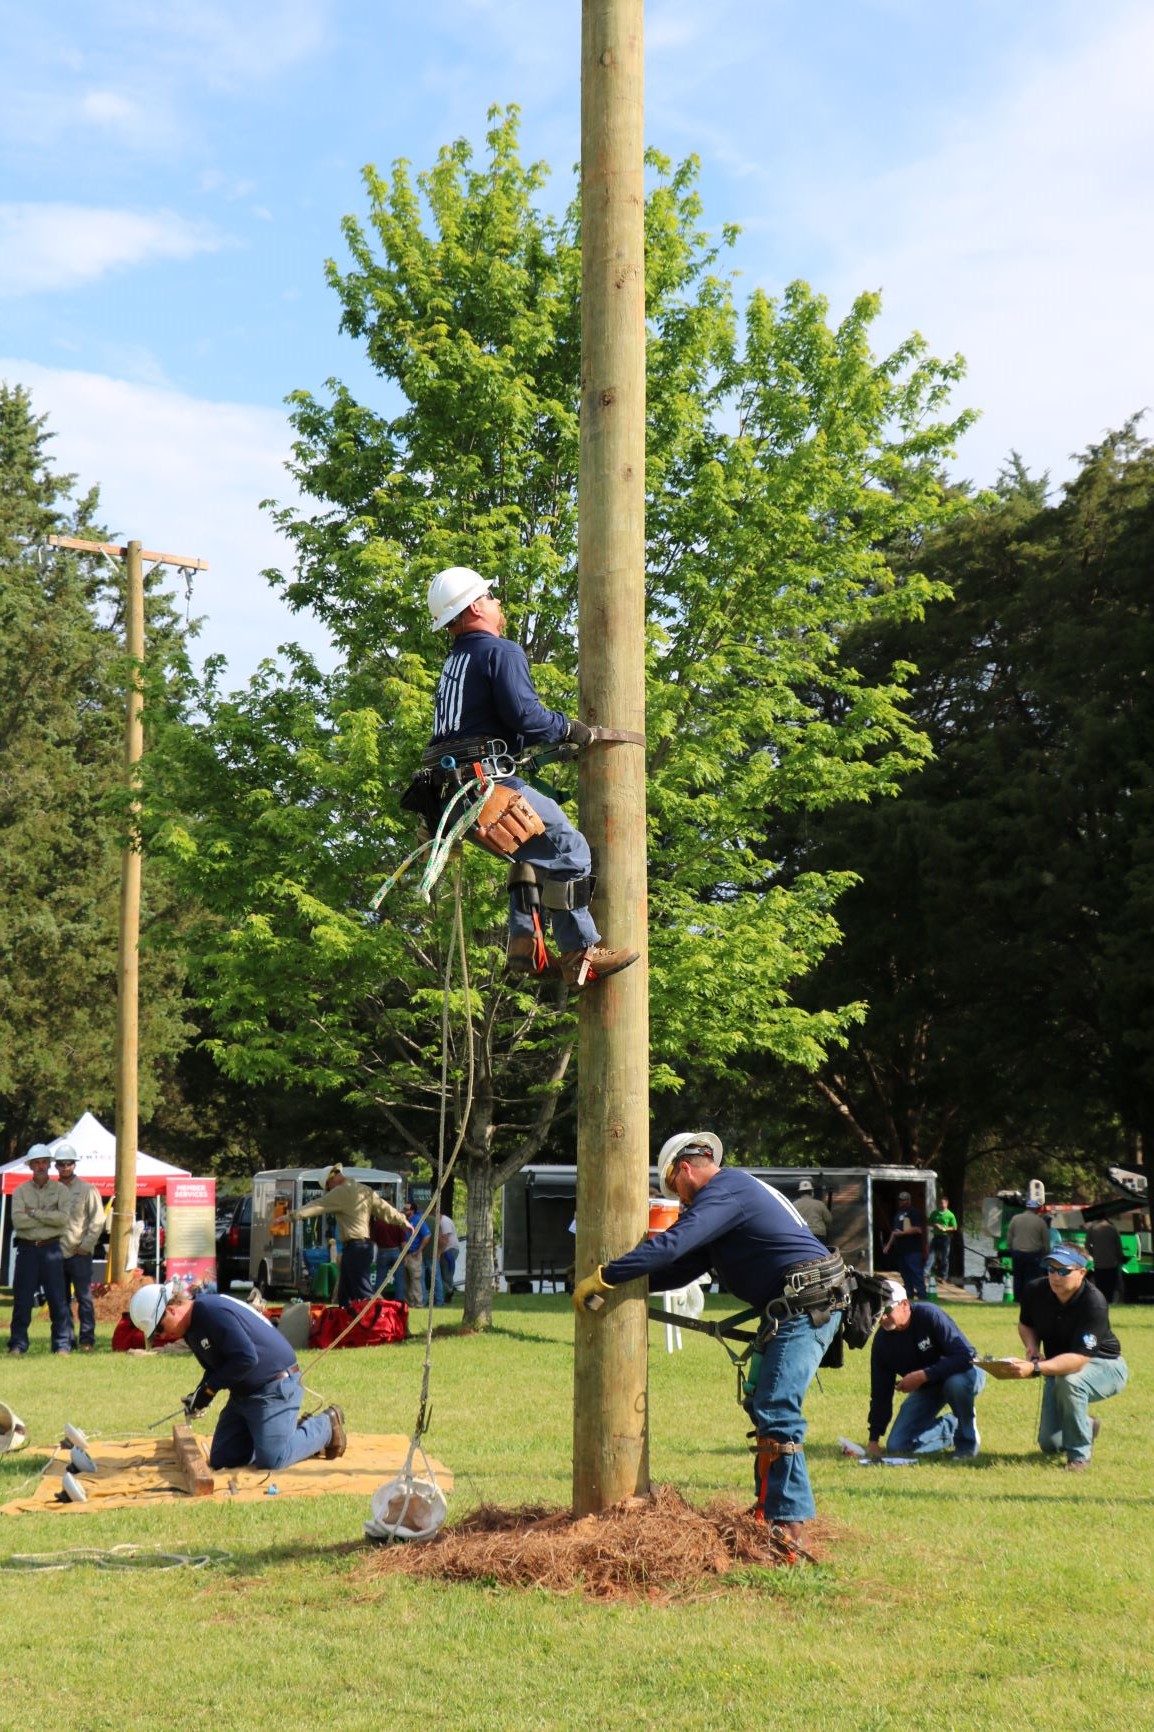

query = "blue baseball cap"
[1044,1245,1088,1271]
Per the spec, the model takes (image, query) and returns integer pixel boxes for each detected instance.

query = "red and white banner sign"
[165,1176,216,1284]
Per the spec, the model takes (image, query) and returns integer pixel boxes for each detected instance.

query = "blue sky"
[2,1,1151,678]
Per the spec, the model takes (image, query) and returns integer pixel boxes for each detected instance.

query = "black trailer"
[500,1163,937,1292]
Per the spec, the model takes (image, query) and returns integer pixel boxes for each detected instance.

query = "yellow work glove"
[573,1267,614,1313]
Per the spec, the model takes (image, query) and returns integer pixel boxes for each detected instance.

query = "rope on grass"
[0,1545,231,1572]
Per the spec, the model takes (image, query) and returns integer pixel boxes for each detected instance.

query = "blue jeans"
[746,1310,840,1523]
[8,1238,71,1353]
[208,1370,333,1470]
[930,1236,951,1281]
[336,1238,375,1307]
[63,1252,96,1348]
[440,1247,458,1297]
[423,1255,445,1306]
[482,780,599,951]
[897,1245,927,1300]
[886,1365,986,1456]
[1039,1357,1128,1463]
[1011,1252,1047,1298]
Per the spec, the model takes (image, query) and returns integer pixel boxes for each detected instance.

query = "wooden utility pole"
[573,0,650,1516]
[48,535,207,1283]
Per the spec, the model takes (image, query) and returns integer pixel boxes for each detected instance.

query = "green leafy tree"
[149,113,971,1323]
[0,383,191,1159]
[757,424,1154,1245]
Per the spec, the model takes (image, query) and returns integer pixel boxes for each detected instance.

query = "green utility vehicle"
[982,1168,1152,1301]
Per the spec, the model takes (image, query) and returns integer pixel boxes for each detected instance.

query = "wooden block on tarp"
[172,1424,215,1497]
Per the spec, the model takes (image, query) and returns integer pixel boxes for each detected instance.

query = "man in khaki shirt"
[289,1166,408,1306]
[8,1145,72,1355]
[56,1143,107,1352]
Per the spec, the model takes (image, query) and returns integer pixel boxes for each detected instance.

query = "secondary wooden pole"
[573,0,650,1515]
[47,535,207,1284]
[109,539,145,1285]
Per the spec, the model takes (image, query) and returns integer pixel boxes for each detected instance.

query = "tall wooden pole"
[109,539,145,1285]
[48,535,207,1284]
[573,0,650,1515]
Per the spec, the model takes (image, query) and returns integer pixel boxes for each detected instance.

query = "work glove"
[182,1386,213,1418]
[565,717,595,747]
[573,1267,614,1313]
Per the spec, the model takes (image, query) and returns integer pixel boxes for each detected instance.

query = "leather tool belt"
[759,1252,851,1339]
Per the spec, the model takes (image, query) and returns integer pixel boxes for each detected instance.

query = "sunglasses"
[1046,1264,1081,1275]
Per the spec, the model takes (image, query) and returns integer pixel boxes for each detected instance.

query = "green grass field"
[1,1292,1150,1732]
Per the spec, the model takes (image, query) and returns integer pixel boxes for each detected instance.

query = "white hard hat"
[54,1142,78,1164]
[0,1401,28,1456]
[129,1281,174,1339]
[26,1143,52,1163]
[427,566,494,631]
[657,1131,723,1200]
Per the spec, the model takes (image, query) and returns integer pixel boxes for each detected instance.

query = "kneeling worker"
[574,1133,846,1544]
[867,1281,984,1460]
[130,1281,346,1471]
[1005,1243,1128,1470]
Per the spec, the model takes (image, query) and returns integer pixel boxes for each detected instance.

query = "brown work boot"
[560,945,640,988]
[505,935,558,977]
[322,1404,347,1460]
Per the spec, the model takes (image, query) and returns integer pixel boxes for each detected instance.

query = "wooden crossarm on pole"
[46,534,208,570]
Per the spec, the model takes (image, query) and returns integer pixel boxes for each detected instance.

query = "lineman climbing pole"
[48,535,207,1284]
[573,0,650,1515]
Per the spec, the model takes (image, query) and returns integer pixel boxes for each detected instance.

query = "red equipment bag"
[307,1298,408,1348]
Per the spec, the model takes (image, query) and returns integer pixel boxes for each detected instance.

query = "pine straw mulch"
[359,1483,830,1602]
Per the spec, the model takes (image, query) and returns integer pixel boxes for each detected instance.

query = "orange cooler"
[647,1198,681,1237]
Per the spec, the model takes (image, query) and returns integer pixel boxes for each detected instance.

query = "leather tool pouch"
[472,783,546,856]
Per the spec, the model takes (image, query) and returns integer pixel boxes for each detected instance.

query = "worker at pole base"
[288,1166,408,1306]
[866,1280,985,1460]
[405,566,639,990]
[130,1280,346,1470]
[574,1133,848,1543]
[1004,1244,1128,1470]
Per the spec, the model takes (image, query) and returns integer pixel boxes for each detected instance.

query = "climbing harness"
[645,1252,855,1407]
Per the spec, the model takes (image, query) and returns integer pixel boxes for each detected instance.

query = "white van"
[249,1165,405,1297]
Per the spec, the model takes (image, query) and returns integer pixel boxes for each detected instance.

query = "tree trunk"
[461,1153,498,1330]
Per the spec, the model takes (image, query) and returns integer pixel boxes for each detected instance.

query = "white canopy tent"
[1,1111,190,1280]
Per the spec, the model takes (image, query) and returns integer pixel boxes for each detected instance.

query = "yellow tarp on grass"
[2,1432,453,1515]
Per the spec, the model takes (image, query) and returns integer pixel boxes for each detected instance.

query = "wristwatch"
[1031,1359,1042,1377]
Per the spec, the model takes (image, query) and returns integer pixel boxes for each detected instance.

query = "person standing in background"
[1084,1217,1125,1305]
[55,1143,106,1352]
[793,1180,832,1244]
[927,1195,958,1283]
[7,1146,71,1355]
[1006,1198,1051,1298]
[883,1190,926,1300]
[438,1212,460,1299]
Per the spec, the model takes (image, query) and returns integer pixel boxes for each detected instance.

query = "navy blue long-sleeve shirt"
[185,1293,297,1399]
[867,1303,977,1440]
[430,632,570,753]
[602,1168,826,1310]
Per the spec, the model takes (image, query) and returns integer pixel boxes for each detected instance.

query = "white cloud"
[795,4,1154,485]
[111,0,332,88]
[0,204,225,296]
[0,358,332,683]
